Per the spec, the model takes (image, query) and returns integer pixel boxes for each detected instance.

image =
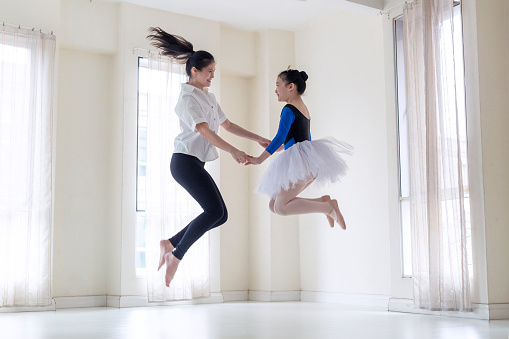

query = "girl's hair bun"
[299,71,308,81]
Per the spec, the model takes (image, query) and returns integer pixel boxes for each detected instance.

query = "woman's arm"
[220,119,271,148]
[196,122,249,164]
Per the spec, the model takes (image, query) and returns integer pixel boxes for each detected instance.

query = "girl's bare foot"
[164,252,180,287]
[329,199,346,230]
[319,195,334,227]
[158,239,175,271]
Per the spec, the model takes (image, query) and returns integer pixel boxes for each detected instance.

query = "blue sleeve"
[265,107,295,155]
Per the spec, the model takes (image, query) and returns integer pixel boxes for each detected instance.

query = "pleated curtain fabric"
[403,0,471,311]
[0,25,56,307]
[144,53,210,302]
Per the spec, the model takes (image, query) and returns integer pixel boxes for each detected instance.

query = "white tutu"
[254,137,353,199]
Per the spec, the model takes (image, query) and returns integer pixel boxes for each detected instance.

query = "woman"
[147,28,270,287]
[248,68,352,229]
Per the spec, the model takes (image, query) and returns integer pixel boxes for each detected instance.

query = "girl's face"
[275,76,294,102]
[191,62,216,88]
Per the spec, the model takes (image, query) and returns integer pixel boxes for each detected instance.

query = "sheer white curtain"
[403,0,470,311]
[0,25,56,307]
[144,53,210,302]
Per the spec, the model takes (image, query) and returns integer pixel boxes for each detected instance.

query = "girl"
[147,28,271,287]
[247,69,352,229]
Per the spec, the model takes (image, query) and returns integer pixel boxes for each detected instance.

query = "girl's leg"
[287,179,334,226]
[273,179,346,229]
[269,195,334,227]
[162,153,228,286]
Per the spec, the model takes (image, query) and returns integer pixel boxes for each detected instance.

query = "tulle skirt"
[254,137,353,199]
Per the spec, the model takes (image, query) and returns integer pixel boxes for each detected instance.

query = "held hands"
[244,156,262,166]
[246,150,270,166]
[231,148,250,164]
[249,137,270,164]
[230,137,271,165]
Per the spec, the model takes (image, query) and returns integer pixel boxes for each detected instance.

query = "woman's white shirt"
[173,83,227,162]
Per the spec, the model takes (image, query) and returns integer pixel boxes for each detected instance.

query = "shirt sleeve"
[217,102,227,125]
[265,107,295,155]
[179,96,208,132]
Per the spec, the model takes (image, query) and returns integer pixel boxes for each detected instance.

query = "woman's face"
[192,62,216,88]
[275,76,293,102]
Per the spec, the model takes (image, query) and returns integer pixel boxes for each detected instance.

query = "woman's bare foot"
[329,199,346,230]
[317,195,334,227]
[164,252,180,287]
[158,240,175,271]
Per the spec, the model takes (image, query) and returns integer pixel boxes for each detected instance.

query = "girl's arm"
[220,119,271,148]
[196,122,249,164]
[246,108,294,165]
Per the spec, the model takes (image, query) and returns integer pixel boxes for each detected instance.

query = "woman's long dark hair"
[278,69,308,95]
[147,27,214,77]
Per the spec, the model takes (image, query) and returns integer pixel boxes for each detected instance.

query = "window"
[135,57,189,276]
[394,4,472,278]
[0,27,56,307]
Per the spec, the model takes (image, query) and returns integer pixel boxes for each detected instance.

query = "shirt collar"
[181,83,209,94]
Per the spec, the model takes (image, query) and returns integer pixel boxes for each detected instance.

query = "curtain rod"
[2,21,54,35]
[379,0,413,16]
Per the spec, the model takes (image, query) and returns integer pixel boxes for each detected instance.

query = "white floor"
[1,302,509,339]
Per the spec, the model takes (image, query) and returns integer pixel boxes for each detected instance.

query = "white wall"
[0,0,60,33]
[218,27,256,292]
[471,0,509,304]
[265,30,300,292]
[295,10,390,295]
[53,48,113,297]
[220,26,257,77]
[60,0,118,55]
[219,75,251,291]
[248,29,300,294]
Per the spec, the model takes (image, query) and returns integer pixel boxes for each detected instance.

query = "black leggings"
[169,153,228,260]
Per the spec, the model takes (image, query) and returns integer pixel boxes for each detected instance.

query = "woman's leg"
[162,153,228,286]
[169,153,227,258]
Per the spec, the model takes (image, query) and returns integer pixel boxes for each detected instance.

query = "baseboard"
[388,298,509,320]
[301,291,390,310]
[106,296,121,308]
[0,300,56,313]
[106,293,224,308]
[222,291,249,302]
[248,291,301,302]
[53,296,106,309]
[489,303,509,320]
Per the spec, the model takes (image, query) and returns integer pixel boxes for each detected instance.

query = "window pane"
[0,44,32,204]
[137,59,149,212]
[395,18,410,200]
[400,199,412,276]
